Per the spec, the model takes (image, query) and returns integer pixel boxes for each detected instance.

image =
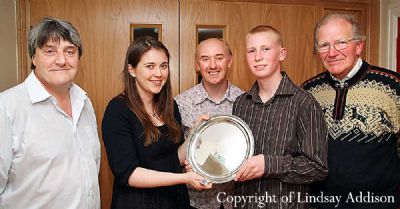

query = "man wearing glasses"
[302,13,400,209]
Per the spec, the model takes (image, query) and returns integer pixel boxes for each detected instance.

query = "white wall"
[0,0,18,92]
[380,0,400,70]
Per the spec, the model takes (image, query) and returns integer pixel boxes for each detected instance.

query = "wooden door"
[29,1,179,208]
[180,0,317,92]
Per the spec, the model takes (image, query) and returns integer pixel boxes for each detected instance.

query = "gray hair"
[314,13,365,51]
[28,17,82,69]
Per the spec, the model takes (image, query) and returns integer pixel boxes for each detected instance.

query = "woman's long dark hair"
[122,36,181,146]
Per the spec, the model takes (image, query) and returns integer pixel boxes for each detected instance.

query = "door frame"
[380,0,400,71]
[388,6,400,71]
[16,0,30,82]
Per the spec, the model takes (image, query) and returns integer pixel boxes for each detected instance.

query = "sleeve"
[264,96,328,184]
[396,74,400,155]
[395,88,400,157]
[232,97,239,115]
[397,95,400,156]
[86,98,101,172]
[0,100,12,193]
[101,98,141,186]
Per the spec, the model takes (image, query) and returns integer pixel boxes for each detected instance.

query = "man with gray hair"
[302,13,400,208]
[0,17,100,209]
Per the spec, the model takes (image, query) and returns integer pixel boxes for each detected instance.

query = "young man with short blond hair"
[232,25,328,209]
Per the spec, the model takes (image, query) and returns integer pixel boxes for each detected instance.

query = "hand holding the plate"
[194,114,210,127]
[183,159,193,172]
[234,154,265,182]
[184,171,212,190]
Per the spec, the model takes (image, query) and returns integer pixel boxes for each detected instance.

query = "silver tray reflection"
[186,115,254,184]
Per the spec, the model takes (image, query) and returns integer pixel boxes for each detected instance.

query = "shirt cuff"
[263,155,290,177]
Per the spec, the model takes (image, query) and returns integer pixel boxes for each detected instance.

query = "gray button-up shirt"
[175,81,243,209]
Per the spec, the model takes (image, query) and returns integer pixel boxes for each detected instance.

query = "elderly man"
[175,38,242,209]
[302,13,400,209]
[0,17,100,209]
[232,25,328,209]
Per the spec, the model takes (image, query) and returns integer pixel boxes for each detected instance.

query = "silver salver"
[186,115,254,184]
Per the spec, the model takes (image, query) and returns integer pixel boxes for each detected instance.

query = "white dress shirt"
[0,72,101,209]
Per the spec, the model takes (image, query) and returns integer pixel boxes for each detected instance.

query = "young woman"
[102,36,211,209]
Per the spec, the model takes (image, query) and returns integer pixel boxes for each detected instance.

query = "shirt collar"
[246,72,296,101]
[326,60,369,89]
[25,72,52,104]
[194,81,237,105]
[330,57,362,82]
[69,82,88,102]
[25,71,87,104]
[274,72,297,96]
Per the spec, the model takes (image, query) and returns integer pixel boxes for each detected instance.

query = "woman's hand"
[184,171,212,190]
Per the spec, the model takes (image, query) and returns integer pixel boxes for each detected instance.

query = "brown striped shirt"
[232,73,328,209]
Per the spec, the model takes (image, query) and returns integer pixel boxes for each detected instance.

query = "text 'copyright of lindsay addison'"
[217,191,395,208]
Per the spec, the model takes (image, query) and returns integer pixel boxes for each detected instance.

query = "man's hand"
[194,114,209,127]
[234,154,265,182]
[183,160,193,172]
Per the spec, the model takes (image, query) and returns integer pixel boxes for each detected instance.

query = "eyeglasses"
[316,38,358,53]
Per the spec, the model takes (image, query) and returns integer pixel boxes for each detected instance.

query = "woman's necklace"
[147,108,164,126]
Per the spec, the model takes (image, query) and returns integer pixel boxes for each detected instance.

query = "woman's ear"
[128,64,136,77]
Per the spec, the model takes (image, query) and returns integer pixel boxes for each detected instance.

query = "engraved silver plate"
[186,115,254,183]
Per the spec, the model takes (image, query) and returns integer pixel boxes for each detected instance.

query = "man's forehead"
[43,38,74,47]
[199,51,225,57]
[198,49,227,57]
[317,20,353,42]
[319,18,352,33]
[198,41,226,55]
[246,32,281,46]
